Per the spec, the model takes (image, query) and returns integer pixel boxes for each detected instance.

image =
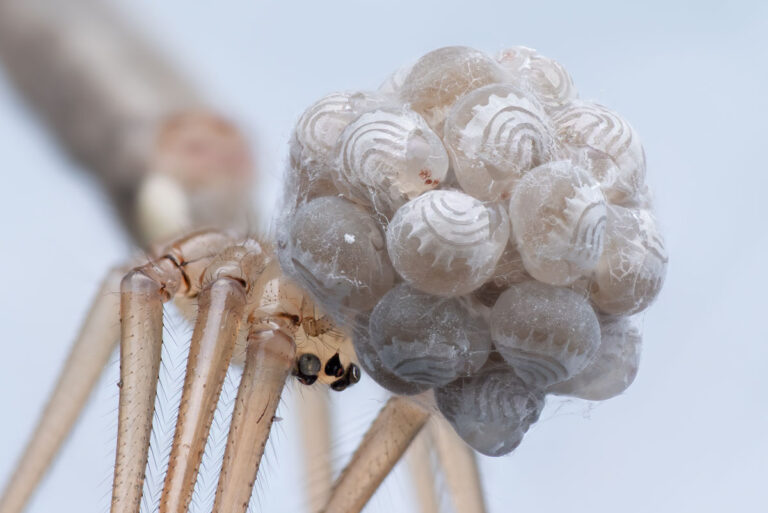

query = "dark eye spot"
[330,377,348,391]
[324,353,344,377]
[330,363,362,392]
[298,353,321,376]
[294,353,322,386]
[347,363,361,385]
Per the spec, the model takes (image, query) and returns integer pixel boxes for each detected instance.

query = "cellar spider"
[0,2,482,513]
[0,1,676,511]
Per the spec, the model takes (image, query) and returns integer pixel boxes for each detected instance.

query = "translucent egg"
[509,161,607,286]
[399,46,506,133]
[435,367,545,456]
[333,106,449,217]
[591,205,668,315]
[289,91,385,202]
[351,315,430,396]
[387,190,510,296]
[565,146,621,205]
[288,196,395,317]
[497,46,578,112]
[553,101,646,206]
[488,241,529,288]
[378,61,414,96]
[550,315,642,400]
[443,84,557,201]
[474,241,530,307]
[490,281,601,386]
[568,276,593,299]
[367,284,491,387]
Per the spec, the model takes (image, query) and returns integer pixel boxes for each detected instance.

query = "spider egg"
[474,241,529,307]
[288,196,395,317]
[488,240,529,288]
[351,315,430,396]
[590,205,668,315]
[443,84,558,201]
[550,315,642,400]
[497,46,578,112]
[490,281,601,386]
[367,284,491,387]
[435,367,545,456]
[387,190,510,296]
[378,61,414,96]
[399,46,506,133]
[509,161,607,286]
[553,101,646,205]
[333,107,449,216]
[290,91,385,202]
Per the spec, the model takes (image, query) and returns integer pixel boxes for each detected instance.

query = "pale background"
[0,1,766,512]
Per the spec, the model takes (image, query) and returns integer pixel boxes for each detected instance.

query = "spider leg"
[297,386,334,511]
[431,418,487,513]
[0,268,123,513]
[321,395,431,513]
[111,259,183,513]
[159,277,247,513]
[211,327,295,512]
[407,428,441,513]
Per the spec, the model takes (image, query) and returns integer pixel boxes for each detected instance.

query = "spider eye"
[295,353,322,386]
[330,363,362,392]
[323,353,344,378]
[298,353,321,376]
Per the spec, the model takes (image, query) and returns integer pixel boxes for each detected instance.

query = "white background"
[0,1,767,512]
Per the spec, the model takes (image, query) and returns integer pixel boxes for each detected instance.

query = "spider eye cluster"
[278,45,668,456]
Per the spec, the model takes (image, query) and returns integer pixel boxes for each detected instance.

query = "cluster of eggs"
[277,46,667,456]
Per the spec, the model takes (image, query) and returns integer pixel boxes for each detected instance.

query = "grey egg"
[288,196,395,319]
[368,284,491,387]
[490,281,601,386]
[351,315,431,396]
[436,366,545,456]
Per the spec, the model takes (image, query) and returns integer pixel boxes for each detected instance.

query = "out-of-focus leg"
[431,418,487,513]
[0,1,255,247]
[212,328,295,513]
[0,268,123,513]
[297,385,334,512]
[321,396,430,513]
[159,277,246,513]
[407,429,441,513]
[111,259,182,513]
